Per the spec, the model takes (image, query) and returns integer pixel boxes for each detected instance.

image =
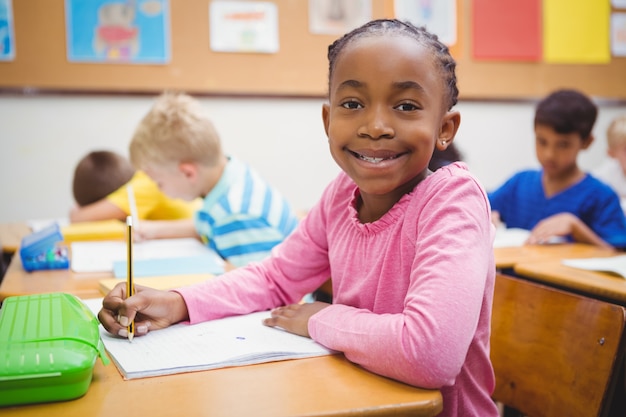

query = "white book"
[71,238,223,273]
[562,255,626,278]
[82,299,335,380]
[493,227,566,248]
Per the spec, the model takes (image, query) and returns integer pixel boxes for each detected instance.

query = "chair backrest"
[491,273,626,417]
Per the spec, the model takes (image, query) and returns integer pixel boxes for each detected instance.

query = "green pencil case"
[0,293,109,407]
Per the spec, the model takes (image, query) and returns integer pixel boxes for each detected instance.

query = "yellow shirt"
[107,171,200,220]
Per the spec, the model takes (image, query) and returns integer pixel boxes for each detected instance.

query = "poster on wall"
[209,1,279,53]
[612,13,626,57]
[65,0,171,64]
[472,0,541,61]
[308,0,371,35]
[394,0,456,46]
[0,0,15,61]
[613,0,626,9]
[543,0,610,63]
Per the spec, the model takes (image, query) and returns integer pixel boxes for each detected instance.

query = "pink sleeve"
[175,180,338,323]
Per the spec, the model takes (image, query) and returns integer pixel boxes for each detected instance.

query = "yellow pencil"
[126,215,135,342]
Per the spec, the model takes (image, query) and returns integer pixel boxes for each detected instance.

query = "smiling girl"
[98,19,499,417]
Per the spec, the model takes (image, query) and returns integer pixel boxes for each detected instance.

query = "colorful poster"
[612,12,626,57]
[394,0,457,46]
[472,0,541,61]
[0,0,14,61]
[612,0,626,9]
[543,0,611,63]
[209,1,279,53]
[308,0,371,35]
[65,0,170,64]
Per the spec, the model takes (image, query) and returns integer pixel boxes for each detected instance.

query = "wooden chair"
[491,273,626,417]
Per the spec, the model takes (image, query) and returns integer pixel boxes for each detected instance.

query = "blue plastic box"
[19,223,69,272]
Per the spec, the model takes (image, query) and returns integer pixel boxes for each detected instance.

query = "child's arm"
[134,219,198,241]
[69,199,127,222]
[526,213,612,248]
[490,210,503,228]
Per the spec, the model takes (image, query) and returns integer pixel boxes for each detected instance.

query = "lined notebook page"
[82,299,335,380]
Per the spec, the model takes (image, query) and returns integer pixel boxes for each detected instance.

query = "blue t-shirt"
[488,169,626,248]
[195,156,299,267]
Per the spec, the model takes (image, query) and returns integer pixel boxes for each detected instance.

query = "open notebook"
[562,255,626,278]
[82,299,335,380]
[71,238,224,274]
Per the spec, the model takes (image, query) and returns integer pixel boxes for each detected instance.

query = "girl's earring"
[441,140,447,146]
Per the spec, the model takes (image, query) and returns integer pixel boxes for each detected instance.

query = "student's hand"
[526,213,577,244]
[263,302,330,338]
[490,211,503,228]
[132,220,154,242]
[98,282,190,338]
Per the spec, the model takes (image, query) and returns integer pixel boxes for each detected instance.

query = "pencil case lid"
[19,223,69,271]
[19,223,63,258]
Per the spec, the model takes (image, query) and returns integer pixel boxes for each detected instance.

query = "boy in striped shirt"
[129,92,299,267]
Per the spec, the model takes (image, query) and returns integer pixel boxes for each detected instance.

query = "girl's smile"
[349,148,408,165]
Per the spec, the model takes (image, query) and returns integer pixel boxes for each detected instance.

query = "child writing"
[489,89,626,249]
[98,20,499,417]
[126,92,300,267]
[592,114,626,210]
[70,150,199,222]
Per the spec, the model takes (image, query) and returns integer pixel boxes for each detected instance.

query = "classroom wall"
[1,94,625,224]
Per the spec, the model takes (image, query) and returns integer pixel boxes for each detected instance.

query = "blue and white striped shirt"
[195,156,299,267]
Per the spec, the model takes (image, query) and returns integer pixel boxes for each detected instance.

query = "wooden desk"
[514,259,626,305]
[494,243,616,269]
[1,353,442,417]
[0,251,442,416]
[0,252,108,301]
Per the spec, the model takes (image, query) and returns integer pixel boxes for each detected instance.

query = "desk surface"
[514,259,626,305]
[0,234,443,416]
[0,251,109,301]
[1,353,442,417]
[494,243,617,269]
[0,222,31,254]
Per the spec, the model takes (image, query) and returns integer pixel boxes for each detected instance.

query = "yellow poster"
[544,0,611,63]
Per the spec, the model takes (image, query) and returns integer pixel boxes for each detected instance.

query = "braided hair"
[327,19,459,111]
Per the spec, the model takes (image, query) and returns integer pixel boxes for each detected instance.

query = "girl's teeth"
[360,155,384,163]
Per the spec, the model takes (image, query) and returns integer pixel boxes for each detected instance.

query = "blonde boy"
[129,92,299,267]
[593,114,626,206]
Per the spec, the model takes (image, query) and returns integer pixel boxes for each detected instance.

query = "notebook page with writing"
[82,299,335,380]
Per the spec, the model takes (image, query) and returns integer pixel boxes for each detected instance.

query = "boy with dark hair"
[70,150,199,223]
[72,150,135,207]
[488,89,626,249]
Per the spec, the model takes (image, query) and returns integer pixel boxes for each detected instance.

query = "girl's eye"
[396,102,418,111]
[341,100,362,109]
